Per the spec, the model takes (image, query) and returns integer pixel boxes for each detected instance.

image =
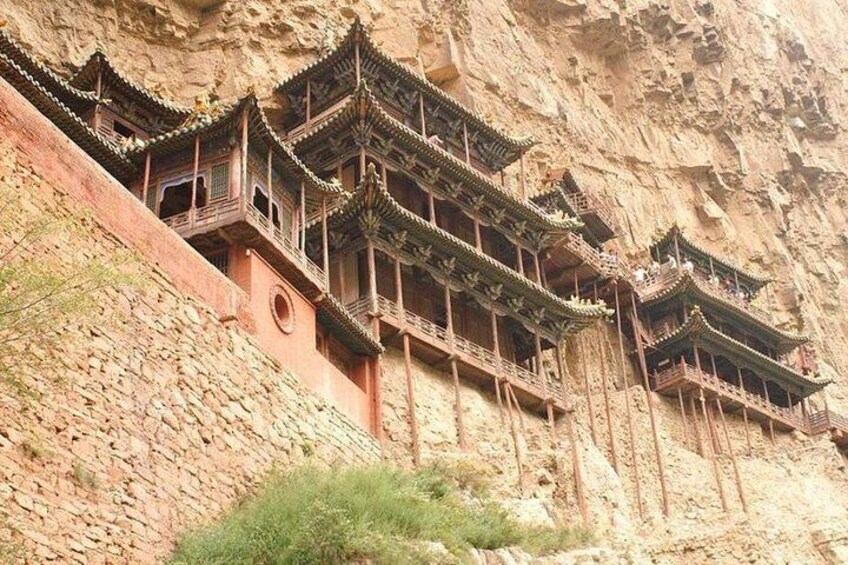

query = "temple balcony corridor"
[345,295,565,414]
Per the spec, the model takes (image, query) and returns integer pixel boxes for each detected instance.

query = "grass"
[169,463,593,564]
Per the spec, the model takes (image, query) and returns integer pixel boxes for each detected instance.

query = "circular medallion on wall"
[270,285,295,334]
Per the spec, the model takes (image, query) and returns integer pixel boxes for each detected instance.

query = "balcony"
[653,361,807,432]
[161,197,326,298]
[809,410,848,448]
[346,295,565,413]
[561,189,616,243]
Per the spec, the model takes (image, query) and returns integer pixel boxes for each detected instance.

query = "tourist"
[648,260,660,276]
[633,267,647,283]
[666,253,678,269]
[682,258,694,273]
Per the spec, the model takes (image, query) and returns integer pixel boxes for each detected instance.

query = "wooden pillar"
[700,387,728,512]
[573,270,580,299]
[190,135,200,213]
[629,293,670,517]
[365,240,383,444]
[533,251,542,285]
[546,401,557,447]
[596,322,619,474]
[366,240,379,314]
[737,367,752,454]
[462,120,470,164]
[577,335,598,446]
[678,388,691,450]
[503,381,525,492]
[715,398,748,513]
[305,79,312,131]
[395,256,420,465]
[428,188,437,226]
[614,286,643,518]
[762,377,775,443]
[490,308,504,422]
[266,146,273,220]
[689,396,705,457]
[516,244,525,276]
[556,345,588,524]
[519,153,527,200]
[474,215,482,252]
[240,109,248,203]
[300,181,306,250]
[444,279,467,449]
[321,198,330,283]
[418,91,427,137]
[707,352,723,455]
[142,151,152,210]
[359,146,367,179]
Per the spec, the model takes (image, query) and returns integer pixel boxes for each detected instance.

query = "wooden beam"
[555,345,588,525]
[689,395,705,457]
[474,215,482,252]
[240,109,248,203]
[267,146,273,220]
[418,91,427,137]
[519,153,527,200]
[737,367,752,455]
[516,244,525,277]
[503,381,525,493]
[629,293,670,517]
[463,120,470,164]
[444,279,467,449]
[596,321,619,474]
[614,285,643,519]
[305,79,312,131]
[490,308,504,422]
[402,333,420,466]
[142,151,151,210]
[715,398,748,513]
[577,335,598,446]
[190,136,200,212]
[321,198,330,284]
[700,387,728,512]
[300,181,306,250]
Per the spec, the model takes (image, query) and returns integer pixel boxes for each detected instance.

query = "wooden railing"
[347,295,563,404]
[561,190,616,232]
[809,410,848,436]
[654,361,807,430]
[161,197,325,286]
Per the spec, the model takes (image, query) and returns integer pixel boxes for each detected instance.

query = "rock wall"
[4,0,848,562]
[0,80,379,563]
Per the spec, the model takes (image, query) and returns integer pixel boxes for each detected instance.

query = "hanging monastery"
[1,19,844,519]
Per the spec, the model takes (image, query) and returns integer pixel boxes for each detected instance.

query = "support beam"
[240,109,248,203]
[300,181,306,251]
[366,240,383,443]
[629,293,670,517]
[678,388,691,450]
[737,367,752,454]
[556,345,588,525]
[533,251,542,285]
[428,187,437,227]
[190,135,200,213]
[762,377,776,443]
[503,381,525,493]
[715,398,748,513]
[444,280,467,449]
[577,335,598,446]
[463,120,471,164]
[418,91,427,137]
[689,395,705,457]
[354,41,361,84]
[321,198,329,283]
[596,322,619,474]
[519,153,527,200]
[614,286,642,519]
[142,151,151,210]
[266,146,273,220]
[490,308,504,422]
[700,387,728,512]
[474,215,482,252]
[516,244,525,276]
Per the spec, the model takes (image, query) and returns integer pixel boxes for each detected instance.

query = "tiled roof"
[293,83,582,236]
[274,19,534,155]
[639,269,808,353]
[317,294,383,356]
[311,164,611,336]
[649,307,828,393]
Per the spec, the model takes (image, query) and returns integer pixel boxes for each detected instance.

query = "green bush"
[169,464,591,564]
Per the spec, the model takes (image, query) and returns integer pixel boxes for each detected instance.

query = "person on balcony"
[666,253,678,269]
[633,267,647,284]
[649,260,660,276]
[682,257,695,273]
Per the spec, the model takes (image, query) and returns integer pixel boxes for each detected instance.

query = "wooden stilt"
[577,336,599,446]
[546,401,557,448]
[444,280,467,449]
[240,109,248,201]
[190,135,200,213]
[462,120,471,164]
[503,382,525,492]
[418,91,426,137]
[516,244,525,276]
[142,151,152,210]
[395,256,419,465]
[366,240,383,443]
[519,153,527,200]
[613,286,643,519]
[533,251,542,285]
[737,367,752,455]
[266,146,274,220]
[715,399,748,513]
[596,322,619,474]
[354,40,361,84]
[629,294,670,517]
[762,377,776,443]
[699,388,728,512]
[474,215,482,251]
[507,383,527,435]
[299,181,306,251]
[707,353,723,455]
[305,79,312,131]
[402,334,420,465]
[678,388,691,450]
[321,198,329,284]
[556,345,588,524]
[490,307,504,423]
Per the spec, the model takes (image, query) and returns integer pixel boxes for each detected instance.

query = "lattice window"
[205,249,229,276]
[209,163,229,200]
[145,184,157,212]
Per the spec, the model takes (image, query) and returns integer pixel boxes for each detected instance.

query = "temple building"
[631,226,834,449]
[273,21,616,457]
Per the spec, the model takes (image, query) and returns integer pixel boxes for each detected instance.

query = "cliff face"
[3,0,848,561]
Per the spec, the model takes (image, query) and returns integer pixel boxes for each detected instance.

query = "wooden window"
[145,183,157,212]
[209,163,229,200]
[204,249,229,276]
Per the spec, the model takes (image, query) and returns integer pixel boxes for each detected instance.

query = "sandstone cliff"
[3,0,848,562]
